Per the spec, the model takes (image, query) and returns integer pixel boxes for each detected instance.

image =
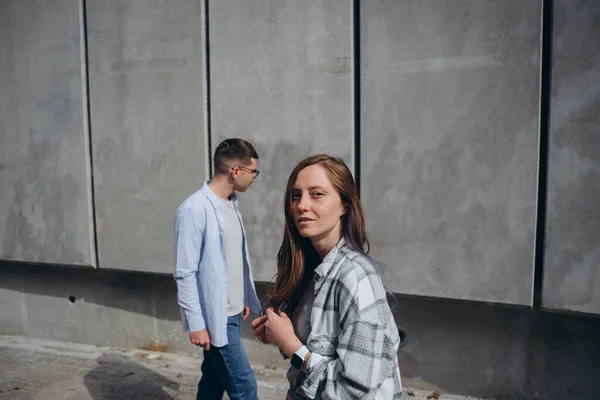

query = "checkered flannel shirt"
[295,239,403,399]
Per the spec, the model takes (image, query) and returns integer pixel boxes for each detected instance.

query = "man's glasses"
[235,166,260,178]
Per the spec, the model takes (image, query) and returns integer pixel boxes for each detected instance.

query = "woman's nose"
[297,195,309,211]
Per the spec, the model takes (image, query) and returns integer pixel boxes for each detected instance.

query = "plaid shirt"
[295,239,403,399]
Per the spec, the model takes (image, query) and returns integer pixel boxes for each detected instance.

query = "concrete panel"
[0,287,25,337]
[543,1,600,315]
[0,0,95,266]
[87,0,208,273]
[209,0,353,281]
[0,262,289,368]
[361,1,541,304]
[0,261,184,351]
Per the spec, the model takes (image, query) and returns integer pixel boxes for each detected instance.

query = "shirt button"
[314,275,321,282]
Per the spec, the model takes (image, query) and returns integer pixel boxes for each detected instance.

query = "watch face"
[291,353,303,370]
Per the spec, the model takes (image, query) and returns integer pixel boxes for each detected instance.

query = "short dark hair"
[213,138,259,175]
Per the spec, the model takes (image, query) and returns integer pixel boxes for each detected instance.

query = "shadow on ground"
[84,354,181,400]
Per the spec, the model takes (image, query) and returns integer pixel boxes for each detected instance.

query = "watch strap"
[291,345,309,369]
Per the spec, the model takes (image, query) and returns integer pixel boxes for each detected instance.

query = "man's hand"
[189,329,210,351]
[242,306,250,321]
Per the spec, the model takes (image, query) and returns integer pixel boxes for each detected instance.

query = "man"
[174,138,262,400]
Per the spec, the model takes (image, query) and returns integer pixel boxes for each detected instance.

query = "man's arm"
[174,206,206,333]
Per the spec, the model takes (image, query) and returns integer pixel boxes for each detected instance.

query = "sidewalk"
[0,335,483,400]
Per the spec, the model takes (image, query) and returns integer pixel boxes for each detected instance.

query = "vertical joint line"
[205,0,213,178]
[533,0,553,310]
[81,0,100,268]
[353,0,361,196]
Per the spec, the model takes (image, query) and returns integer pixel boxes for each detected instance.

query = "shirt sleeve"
[173,206,206,332]
[299,273,388,400]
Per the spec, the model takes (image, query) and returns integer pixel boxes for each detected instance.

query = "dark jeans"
[196,313,258,400]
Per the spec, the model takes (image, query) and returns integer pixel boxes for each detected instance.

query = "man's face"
[232,157,258,192]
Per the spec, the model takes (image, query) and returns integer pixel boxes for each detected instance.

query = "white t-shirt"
[221,198,245,316]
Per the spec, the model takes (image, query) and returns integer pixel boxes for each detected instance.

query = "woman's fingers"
[251,315,267,329]
[253,322,266,335]
[252,316,272,344]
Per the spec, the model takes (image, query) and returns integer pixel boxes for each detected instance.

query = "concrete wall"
[2,0,600,311]
[0,261,289,371]
[543,0,600,315]
[361,0,541,305]
[209,0,354,281]
[0,0,95,266]
[3,1,600,398]
[87,0,208,273]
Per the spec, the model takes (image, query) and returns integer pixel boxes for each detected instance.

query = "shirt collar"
[200,180,238,210]
[314,237,346,283]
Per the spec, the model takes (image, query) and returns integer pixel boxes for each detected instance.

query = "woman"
[251,154,403,399]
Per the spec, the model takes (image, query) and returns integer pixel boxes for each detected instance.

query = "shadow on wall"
[0,260,181,321]
[0,260,275,325]
[2,260,600,399]
[84,354,179,399]
[394,294,600,400]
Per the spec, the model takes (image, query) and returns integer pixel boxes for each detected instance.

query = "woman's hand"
[251,313,271,344]
[264,308,303,357]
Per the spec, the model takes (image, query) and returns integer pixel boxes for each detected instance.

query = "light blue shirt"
[173,181,261,347]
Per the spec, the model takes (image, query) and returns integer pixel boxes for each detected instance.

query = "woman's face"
[291,164,345,245]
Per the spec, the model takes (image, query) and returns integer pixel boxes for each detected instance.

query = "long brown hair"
[269,154,370,303]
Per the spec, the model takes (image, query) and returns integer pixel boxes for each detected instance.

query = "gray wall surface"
[0,262,288,371]
[2,0,600,315]
[543,0,600,314]
[209,0,354,281]
[87,0,208,273]
[0,0,95,266]
[360,0,541,305]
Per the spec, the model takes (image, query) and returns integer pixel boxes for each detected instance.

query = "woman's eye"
[312,192,324,197]
[291,193,301,201]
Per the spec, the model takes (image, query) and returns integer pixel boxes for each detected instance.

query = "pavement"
[0,335,484,400]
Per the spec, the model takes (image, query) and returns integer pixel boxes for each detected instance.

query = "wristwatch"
[291,345,309,370]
